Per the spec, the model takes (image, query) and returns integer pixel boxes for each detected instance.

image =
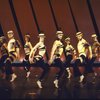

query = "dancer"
[0,36,8,79]
[64,37,76,78]
[49,31,64,88]
[75,32,92,83]
[29,32,49,88]
[5,30,21,82]
[91,34,100,62]
[23,34,32,78]
[89,34,100,76]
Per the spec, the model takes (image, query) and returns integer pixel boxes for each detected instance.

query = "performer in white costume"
[29,32,49,88]
[5,30,20,82]
[49,31,64,88]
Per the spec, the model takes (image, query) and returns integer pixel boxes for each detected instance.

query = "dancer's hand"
[29,57,33,64]
[48,59,53,65]
[88,54,92,60]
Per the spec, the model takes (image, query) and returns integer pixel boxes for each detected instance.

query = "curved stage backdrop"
[0,0,100,59]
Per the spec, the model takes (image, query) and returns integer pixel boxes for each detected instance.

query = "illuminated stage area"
[0,67,100,99]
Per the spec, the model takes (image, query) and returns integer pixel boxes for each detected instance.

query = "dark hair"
[58,27,62,31]
[0,36,7,46]
[39,31,44,34]
[25,35,30,42]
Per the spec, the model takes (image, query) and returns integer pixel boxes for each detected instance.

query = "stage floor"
[0,67,100,99]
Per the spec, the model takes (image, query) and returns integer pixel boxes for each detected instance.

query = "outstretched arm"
[29,42,40,63]
[29,42,33,50]
[49,41,57,64]
[88,45,92,59]
[85,41,92,59]
[15,40,21,60]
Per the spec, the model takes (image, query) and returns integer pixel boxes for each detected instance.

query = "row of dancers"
[0,30,100,88]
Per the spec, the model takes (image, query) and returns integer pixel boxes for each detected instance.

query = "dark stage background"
[0,0,100,59]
